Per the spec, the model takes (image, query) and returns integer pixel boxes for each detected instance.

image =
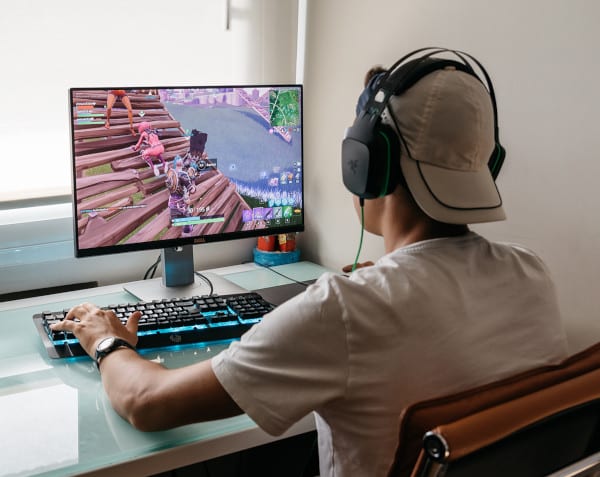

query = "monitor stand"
[123,245,247,302]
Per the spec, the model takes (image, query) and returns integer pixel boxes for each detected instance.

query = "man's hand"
[342,261,374,274]
[50,303,141,358]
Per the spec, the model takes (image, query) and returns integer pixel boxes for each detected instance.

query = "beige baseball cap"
[384,66,506,224]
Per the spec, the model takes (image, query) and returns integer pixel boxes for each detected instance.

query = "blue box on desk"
[253,248,300,267]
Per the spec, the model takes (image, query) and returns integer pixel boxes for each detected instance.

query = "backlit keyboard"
[33,292,275,359]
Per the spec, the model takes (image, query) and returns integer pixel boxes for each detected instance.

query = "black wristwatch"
[95,337,136,369]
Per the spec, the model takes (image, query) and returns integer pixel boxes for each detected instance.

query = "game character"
[182,129,209,180]
[131,121,166,176]
[105,89,135,135]
[165,156,197,236]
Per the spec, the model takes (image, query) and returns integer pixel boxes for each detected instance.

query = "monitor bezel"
[69,84,304,259]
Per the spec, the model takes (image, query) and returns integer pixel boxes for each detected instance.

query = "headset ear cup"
[342,122,401,199]
[342,119,373,198]
[367,124,401,197]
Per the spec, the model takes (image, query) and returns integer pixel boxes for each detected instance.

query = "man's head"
[342,48,505,225]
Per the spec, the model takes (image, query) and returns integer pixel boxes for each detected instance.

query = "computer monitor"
[69,86,303,300]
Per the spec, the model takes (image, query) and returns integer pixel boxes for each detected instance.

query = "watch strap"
[95,337,136,369]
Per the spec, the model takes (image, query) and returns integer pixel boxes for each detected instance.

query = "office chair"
[388,342,600,477]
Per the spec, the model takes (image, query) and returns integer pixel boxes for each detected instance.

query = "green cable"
[351,204,365,272]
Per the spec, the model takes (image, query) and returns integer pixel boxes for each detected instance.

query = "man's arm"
[51,303,242,431]
[100,352,242,431]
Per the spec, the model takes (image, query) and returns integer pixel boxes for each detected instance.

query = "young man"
[52,49,568,477]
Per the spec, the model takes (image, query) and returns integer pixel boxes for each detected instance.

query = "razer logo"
[349,159,358,174]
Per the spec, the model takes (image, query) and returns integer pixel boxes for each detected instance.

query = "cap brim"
[401,154,506,224]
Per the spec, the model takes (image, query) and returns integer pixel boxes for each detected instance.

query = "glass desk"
[0,262,329,476]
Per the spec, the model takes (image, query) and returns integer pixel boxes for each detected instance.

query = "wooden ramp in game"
[71,90,253,249]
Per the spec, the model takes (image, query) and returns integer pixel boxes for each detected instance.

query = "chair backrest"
[416,368,600,476]
[388,342,600,477]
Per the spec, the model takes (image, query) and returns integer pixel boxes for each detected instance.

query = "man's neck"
[373,186,470,253]
[382,192,469,252]
[385,221,469,252]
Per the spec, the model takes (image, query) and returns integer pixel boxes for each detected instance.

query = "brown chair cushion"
[388,342,600,477]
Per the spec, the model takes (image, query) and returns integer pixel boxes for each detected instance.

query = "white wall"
[0,0,299,295]
[300,0,600,351]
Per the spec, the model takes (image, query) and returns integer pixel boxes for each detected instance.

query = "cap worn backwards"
[385,66,506,224]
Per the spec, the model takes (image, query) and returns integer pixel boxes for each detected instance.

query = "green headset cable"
[351,130,390,271]
[352,199,365,272]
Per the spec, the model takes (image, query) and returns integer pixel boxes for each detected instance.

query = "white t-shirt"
[212,232,568,477]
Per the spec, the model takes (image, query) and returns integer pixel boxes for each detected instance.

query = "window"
[0,0,299,203]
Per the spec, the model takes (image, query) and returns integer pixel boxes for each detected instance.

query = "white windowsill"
[0,202,72,226]
[0,202,74,269]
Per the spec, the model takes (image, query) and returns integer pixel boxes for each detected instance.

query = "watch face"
[97,337,116,352]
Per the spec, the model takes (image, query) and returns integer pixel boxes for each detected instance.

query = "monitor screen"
[69,86,304,261]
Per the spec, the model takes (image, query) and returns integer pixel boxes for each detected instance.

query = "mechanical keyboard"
[33,292,275,359]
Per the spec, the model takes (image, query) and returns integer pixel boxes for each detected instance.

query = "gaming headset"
[341,47,506,200]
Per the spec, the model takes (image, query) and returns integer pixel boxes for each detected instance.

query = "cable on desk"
[144,254,162,280]
[194,271,215,296]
